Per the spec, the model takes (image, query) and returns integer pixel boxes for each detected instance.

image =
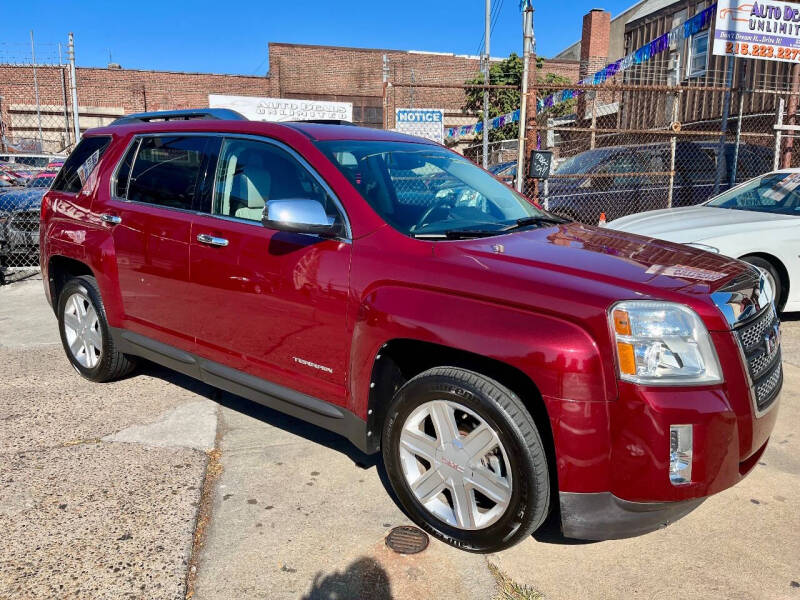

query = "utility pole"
[782,62,800,168]
[482,0,491,168]
[30,30,44,151]
[515,2,533,192]
[58,43,71,148]
[713,55,735,196]
[68,33,80,143]
[382,54,389,130]
[0,95,6,152]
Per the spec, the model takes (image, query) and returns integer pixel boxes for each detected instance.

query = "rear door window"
[126,136,214,211]
[50,136,112,193]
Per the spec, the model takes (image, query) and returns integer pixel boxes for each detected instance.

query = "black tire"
[741,255,786,312]
[382,367,550,553]
[57,275,137,382]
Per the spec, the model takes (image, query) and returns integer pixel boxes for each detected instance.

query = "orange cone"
[598,212,607,227]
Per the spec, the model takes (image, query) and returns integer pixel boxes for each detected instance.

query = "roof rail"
[110,108,247,126]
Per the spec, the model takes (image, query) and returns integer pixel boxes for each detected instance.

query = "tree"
[463,53,577,143]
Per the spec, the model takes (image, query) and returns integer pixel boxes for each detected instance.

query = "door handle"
[196,233,229,247]
[100,213,122,225]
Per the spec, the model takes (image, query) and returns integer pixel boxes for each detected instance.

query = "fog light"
[669,425,692,485]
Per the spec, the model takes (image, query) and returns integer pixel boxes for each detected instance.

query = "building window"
[688,31,709,78]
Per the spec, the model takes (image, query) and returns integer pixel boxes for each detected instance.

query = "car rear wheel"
[741,255,785,312]
[57,275,137,382]
[382,367,550,553]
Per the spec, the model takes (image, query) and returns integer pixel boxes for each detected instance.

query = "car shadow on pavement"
[136,359,381,470]
[531,509,599,545]
[302,557,393,600]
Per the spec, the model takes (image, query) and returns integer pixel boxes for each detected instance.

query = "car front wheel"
[382,367,551,552]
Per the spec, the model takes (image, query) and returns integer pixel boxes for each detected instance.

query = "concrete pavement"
[1,277,799,599]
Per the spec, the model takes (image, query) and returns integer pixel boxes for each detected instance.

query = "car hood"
[435,222,753,326]
[606,205,797,242]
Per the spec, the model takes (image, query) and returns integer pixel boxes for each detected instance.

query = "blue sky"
[1,0,633,74]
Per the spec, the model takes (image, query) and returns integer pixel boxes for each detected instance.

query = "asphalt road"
[1,277,798,599]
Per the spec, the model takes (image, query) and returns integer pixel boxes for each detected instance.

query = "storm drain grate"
[385,525,429,554]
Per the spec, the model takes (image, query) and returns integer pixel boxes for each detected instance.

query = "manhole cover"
[385,525,429,554]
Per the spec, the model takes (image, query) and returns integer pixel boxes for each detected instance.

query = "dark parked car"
[0,188,47,268]
[545,141,773,224]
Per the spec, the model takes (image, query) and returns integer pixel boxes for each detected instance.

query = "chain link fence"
[1,42,74,284]
[3,33,800,284]
[524,63,796,225]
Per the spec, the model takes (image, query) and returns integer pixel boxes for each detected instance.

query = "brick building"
[0,42,579,154]
[551,0,797,130]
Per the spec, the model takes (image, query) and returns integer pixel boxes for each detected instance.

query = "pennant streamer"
[445,4,715,139]
[536,4,715,114]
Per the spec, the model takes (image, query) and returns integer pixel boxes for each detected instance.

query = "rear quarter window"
[51,136,112,194]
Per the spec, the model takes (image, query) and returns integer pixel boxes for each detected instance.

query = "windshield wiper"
[413,216,568,240]
[499,215,568,232]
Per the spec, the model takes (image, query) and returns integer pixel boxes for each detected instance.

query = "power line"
[475,0,502,58]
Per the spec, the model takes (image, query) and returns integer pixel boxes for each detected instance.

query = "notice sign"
[209,94,352,122]
[395,109,444,144]
[713,0,800,62]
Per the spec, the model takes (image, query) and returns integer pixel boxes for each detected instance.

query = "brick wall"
[270,43,579,130]
[577,9,611,119]
[0,43,579,153]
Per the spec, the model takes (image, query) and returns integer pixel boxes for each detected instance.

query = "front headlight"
[609,301,723,385]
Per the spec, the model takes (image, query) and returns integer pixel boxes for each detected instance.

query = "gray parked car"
[0,188,46,270]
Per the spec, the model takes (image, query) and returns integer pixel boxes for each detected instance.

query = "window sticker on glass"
[77,149,101,186]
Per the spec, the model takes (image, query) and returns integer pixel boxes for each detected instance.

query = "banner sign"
[395,108,444,143]
[713,0,800,62]
[445,109,520,139]
[208,94,353,122]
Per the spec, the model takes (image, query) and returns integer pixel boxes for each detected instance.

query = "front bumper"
[559,492,705,540]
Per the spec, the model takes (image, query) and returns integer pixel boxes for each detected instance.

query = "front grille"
[733,305,782,414]
[738,305,776,350]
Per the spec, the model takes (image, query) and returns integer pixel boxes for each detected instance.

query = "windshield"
[707,172,800,215]
[317,140,548,237]
[554,148,616,175]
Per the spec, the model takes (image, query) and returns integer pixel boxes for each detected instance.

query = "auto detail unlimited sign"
[395,109,444,144]
[209,94,353,122]
[713,0,800,62]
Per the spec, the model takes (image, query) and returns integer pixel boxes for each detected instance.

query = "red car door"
[189,136,352,407]
[100,134,216,351]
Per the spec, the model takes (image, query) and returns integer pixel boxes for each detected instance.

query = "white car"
[608,170,800,312]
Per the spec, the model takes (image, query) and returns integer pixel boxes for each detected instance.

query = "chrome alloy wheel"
[398,400,513,530]
[62,292,102,369]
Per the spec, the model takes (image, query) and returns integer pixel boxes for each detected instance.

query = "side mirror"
[263,199,340,237]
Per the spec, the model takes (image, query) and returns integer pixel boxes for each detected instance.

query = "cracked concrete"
[103,399,218,451]
[2,278,799,599]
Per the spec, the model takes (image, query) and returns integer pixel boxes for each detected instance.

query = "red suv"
[40,110,781,552]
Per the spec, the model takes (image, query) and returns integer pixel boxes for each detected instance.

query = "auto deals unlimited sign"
[208,94,353,122]
[713,0,800,62]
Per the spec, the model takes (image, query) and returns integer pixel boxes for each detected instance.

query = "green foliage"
[464,53,577,143]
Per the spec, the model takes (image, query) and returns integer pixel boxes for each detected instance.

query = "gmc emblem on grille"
[764,324,780,355]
